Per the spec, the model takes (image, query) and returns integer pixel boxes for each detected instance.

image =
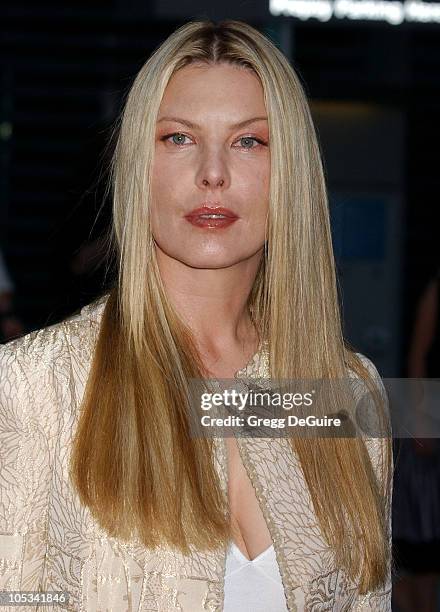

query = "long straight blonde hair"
[70,19,392,594]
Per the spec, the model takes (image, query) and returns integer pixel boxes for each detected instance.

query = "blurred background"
[1,1,439,609]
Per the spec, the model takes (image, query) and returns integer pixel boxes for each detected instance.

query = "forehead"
[158,63,267,121]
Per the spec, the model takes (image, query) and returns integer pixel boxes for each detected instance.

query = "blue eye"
[160,132,267,149]
[237,136,265,149]
[161,132,190,146]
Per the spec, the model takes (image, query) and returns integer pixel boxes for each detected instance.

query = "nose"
[196,148,229,190]
[203,179,224,187]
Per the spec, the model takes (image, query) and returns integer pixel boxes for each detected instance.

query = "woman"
[0,20,393,611]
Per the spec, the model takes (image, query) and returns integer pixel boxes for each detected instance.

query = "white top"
[223,541,289,611]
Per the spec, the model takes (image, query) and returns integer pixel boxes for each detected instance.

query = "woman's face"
[151,62,270,269]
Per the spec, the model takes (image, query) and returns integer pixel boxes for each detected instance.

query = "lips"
[184,205,238,229]
[184,205,237,219]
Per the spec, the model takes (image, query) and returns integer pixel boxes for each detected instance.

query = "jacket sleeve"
[351,354,393,611]
[0,331,59,593]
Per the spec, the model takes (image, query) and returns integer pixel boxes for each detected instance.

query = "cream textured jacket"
[0,294,393,611]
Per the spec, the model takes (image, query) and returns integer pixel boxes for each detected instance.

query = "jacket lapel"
[228,347,302,611]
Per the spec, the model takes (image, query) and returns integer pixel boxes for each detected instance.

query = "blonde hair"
[70,19,392,594]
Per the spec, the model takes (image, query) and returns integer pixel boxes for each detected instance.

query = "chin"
[180,254,241,269]
[155,240,260,269]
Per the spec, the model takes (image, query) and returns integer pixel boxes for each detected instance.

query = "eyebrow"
[157,116,268,130]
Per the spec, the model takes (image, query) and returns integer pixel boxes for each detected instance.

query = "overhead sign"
[270,0,440,24]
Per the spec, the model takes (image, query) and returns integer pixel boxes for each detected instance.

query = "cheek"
[260,170,270,196]
[152,154,192,197]
[248,155,270,190]
[255,168,270,221]
[250,164,270,208]
[151,162,176,209]
[240,155,269,185]
[261,156,271,188]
